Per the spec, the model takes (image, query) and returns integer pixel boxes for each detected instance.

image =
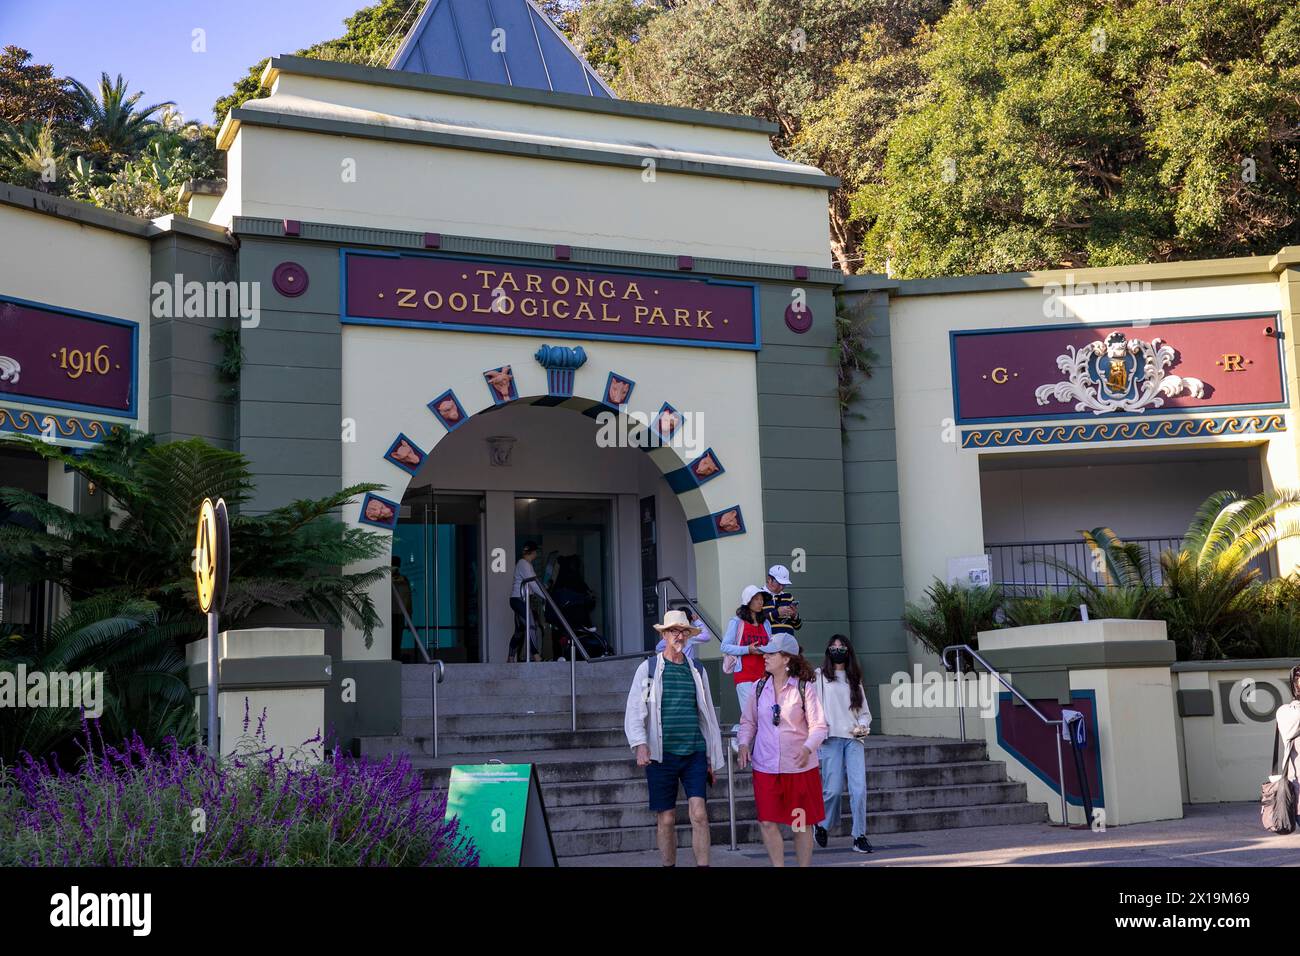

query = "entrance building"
[2,0,1300,754]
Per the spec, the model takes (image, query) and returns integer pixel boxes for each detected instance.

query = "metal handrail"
[391,582,446,757]
[656,576,724,643]
[392,582,431,665]
[942,643,1069,827]
[520,575,591,732]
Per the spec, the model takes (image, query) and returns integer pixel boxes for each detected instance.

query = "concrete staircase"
[357,660,1049,858]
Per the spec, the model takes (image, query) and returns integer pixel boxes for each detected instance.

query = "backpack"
[753,674,808,715]
[1261,726,1298,835]
[647,654,705,682]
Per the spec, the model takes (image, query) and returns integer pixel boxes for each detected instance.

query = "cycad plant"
[902,578,1003,666]
[1161,490,1300,660]
[70,72,174,163]
[1030,527,1163,621]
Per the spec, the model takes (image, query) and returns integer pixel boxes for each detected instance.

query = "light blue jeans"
[818,736,868,837]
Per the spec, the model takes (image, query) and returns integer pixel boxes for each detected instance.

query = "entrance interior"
[390,401,696,663]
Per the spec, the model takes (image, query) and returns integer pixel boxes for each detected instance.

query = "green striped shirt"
[660,658,705,755]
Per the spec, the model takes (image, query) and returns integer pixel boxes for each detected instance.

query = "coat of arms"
[1035,331,1204,415]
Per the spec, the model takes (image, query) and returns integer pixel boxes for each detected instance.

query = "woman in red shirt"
[721,585,772,745]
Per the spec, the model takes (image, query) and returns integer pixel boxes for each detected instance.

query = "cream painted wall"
[338,325,766,660]
[0,204,151,437]
[891,275,1291,668]
[229,125,827,266]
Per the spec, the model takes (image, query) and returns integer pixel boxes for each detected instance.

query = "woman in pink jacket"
[737,633,829,867]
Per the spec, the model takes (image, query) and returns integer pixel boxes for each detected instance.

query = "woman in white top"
[1276,664,1300,786]
[813,634,873,853]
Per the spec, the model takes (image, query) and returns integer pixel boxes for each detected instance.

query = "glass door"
[394,491,483,663]
[514,497,612,658]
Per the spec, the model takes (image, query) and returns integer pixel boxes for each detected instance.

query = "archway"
[338,331,766,662]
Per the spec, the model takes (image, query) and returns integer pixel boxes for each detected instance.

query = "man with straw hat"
[624,609,726,867]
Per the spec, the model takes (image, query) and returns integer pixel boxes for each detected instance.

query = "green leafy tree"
[0,120,65,191]
[612,0,945,272]
[0,46,80,127]
[859,0,1300,277]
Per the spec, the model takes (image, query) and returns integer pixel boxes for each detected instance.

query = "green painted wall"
[755,282,851,657]
[148,233,238,448]
[838,289,908,713]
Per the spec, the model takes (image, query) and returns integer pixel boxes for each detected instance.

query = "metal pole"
[726,741,737,851]
[431,661,442,759]
[570,636,577,732]
[206,611,219,759]
[524,589,532,667]
[954,648,966,742]
[1054,731,1068,826]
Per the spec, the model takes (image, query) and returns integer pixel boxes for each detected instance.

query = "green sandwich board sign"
[446,764,557,867]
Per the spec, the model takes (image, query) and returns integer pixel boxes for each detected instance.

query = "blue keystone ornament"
[535,344,587,397]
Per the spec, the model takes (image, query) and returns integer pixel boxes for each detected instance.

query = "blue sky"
[0,0,384,124]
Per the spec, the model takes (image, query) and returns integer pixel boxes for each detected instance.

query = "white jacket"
[624,654,725,771]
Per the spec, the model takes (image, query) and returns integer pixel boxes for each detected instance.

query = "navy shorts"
[645,750,709,812]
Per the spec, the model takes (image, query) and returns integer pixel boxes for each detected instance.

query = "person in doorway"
[737,634,828,867]
[813,634,873,853]
[720,585,773,747]
[508,542,541,662]
[1276,664,1300,789]
[391,556,414,663]
[762,564,802,645]
[655,604,714,661]
[624,610,725,867]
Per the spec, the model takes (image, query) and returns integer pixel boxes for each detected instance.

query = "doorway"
[514,496,612,657]
[393,491,484,662]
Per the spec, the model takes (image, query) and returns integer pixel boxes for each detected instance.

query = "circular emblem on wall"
[272,261,309,297]
[784,302,813,334]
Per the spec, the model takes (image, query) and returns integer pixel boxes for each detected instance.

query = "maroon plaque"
[342,251,759,349]
[952,315,1284,423]
[0,297,137,416]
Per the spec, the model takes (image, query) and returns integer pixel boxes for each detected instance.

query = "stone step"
[405,661,645,681]
[400,692,629,718]
[537,759,1009,806]
[404,709,626,735]
[543,781,1031,832]
[403,739,994,788]
[405,676,639,700]
[552,802,1050,856]
[359,726,629,758]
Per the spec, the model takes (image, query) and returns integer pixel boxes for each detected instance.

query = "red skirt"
[752,768,825,826]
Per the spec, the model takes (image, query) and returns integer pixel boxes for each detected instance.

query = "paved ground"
[564,802,1300,867]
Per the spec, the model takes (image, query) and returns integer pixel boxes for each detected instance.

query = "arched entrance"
[339,329,768,663]
[389,399,697,662]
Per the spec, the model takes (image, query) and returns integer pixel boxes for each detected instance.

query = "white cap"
[740,584,765,607]
[768,564,792,586]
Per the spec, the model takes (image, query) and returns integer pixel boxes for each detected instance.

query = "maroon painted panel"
[0,299,136,416]
[952,315,1284,423]
[343,252,759,348]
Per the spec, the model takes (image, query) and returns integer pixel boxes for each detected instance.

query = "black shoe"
[814,825,828,849]
[852,835,872,854]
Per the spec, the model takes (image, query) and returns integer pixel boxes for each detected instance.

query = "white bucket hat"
[740,584,766,607]
[653,608,702,637]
